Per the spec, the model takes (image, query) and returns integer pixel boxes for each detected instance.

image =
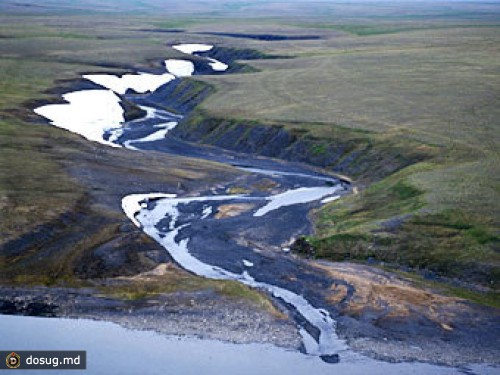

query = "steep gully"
[34,43,358,363]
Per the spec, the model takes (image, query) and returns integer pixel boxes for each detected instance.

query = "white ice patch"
[122,141,138,151]
[208,58,229,72]
[34,89,124,147]
[165,59,195,77]
[243,260,254,267]
[321,195,341,204]
[126,122,178,147]
[254,186,343,217]
[137,106,181,122]
[172,43,213,55]
[122,193,177,227]
[107,127,124,144]
[138,105,157,120]
[131,129,169,143]
[201,205,213,219]
[83,72,175,95]
[154,121,177,128]
[157,121,178,131]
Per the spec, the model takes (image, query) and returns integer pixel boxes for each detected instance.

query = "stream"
[26,43,491,373]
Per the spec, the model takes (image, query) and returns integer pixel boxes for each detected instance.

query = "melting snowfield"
[254,185,343,217]
[35,44,228,150]
[34,89,124,147]
[172,43,213,54]
[165,59,195,77]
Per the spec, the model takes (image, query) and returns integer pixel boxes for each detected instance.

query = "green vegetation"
[99,267,285,317]
[288,22,500,36]
[389,268,500,309]
[183,108,437,183]
[310,157,499,288]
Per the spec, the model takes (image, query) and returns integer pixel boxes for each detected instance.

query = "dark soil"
[197,32,321,41]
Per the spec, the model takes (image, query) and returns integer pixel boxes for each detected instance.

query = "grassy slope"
[184,9,500,290]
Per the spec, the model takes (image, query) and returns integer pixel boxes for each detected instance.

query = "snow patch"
[321,195,341,204]
[201,205,213,219]
[208,58,229,71]
[126,122,178,147]
[243,260,254,267]
[172,43,213,55]
[34,89,124,147]
[83,72,175,95]
[121,193,177,227]
[165,59,195,77]
[254,186,343,217]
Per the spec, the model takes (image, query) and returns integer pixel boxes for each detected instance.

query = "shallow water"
[0,315,474,375]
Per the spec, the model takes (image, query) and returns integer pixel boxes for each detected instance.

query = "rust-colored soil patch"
[314,262,468,330]
[215,203,255,219]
